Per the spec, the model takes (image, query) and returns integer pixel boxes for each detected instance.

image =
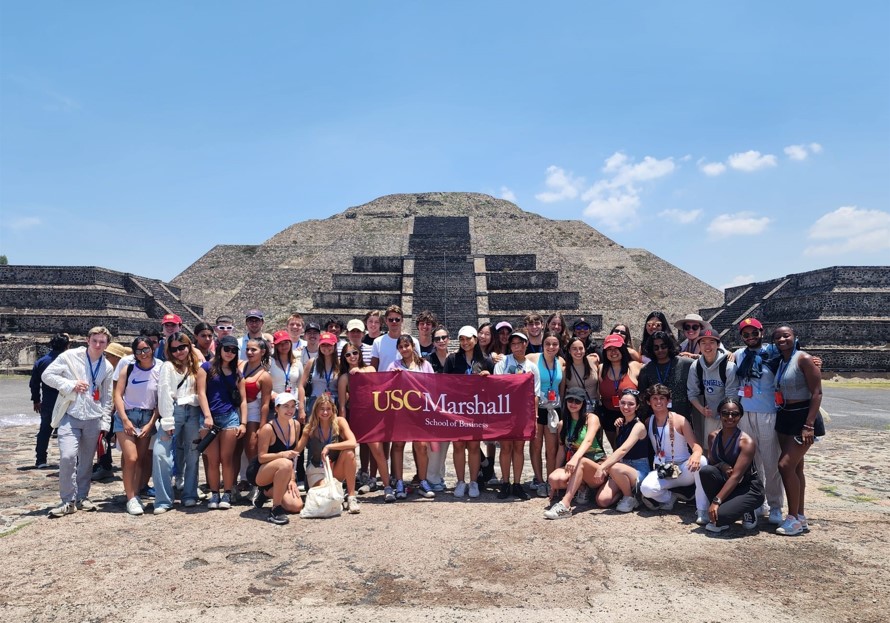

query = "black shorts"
[598,408,622,431]
[537,407,548,426]
[775,400,826,437]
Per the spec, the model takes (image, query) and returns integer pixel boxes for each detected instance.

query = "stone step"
[486,271,559,290]
[313,291,404,309]
[352,256,402,273]
[485,255,536,272]
[331,273,402,291]
[488,291,581,311]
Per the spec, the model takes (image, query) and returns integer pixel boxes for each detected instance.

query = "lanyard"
[85,351,102,391]
[543,356,557,390]
[609,365,624,395]
[277,356,292,388]
[273,419,291,449]
[322,362,334,392]
[651,416,674,462]
[655,360,673,384]
[317,425,333,447]
[775,351,794,389]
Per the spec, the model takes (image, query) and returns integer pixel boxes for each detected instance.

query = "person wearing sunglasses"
[239,338,272,503]
[699,397,764,534]
[636,331,694,425]
[370,305,419,372]
[571,318,599,358]
[155,332,202,511]
[674,313,724,359]
[687,329,739,443]
[113,336,161,515]
[196,335,247,510]
[640,311,671,364]
[336,342,375,421]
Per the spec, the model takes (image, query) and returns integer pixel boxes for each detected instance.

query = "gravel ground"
[1,378,888,622]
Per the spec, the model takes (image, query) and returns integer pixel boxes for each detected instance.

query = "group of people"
[31,306,824,535]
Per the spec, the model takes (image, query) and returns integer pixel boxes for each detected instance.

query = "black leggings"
[699,465,765,526]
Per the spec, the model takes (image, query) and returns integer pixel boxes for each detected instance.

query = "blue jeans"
[153,404,202,507]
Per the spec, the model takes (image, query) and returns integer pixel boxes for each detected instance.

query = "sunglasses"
[741,331,760,338]
[221,346,239,354]
[566,398,584,404]
[216,325,234,331]
[652,343,669,351]
[719,410,742,418]
[344,351,360,357]
[433,335,449,342]
[575,325,591,331]
[683,324,701,331]
[611,329,627,335]
[170,344,190,353]
[646,321,662,328]
[386,317,402,323]
[135,347,153,355]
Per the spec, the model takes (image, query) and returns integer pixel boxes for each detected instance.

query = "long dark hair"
[566,337,593,380]
[560,395,587,447]
[601,338,632,379]
[643,330,679,360]
[641,311,670,355]
[477,321,496,356]
[396,334,425,368]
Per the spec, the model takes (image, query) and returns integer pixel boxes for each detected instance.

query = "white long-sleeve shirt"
[157,361,199,431]
[42,346,114,429]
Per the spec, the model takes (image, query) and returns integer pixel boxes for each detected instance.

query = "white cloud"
[6,216,42,231]
[804,206,890,256]
[699,160,726,176]
[721,274,756,290]
[784,144,809,161]
[578,152,676,231]
[534,165,584,203]
[727,150,778,172]
[809,142,823,154]
[707,212,771,238]
[499,186,517,202]
[659,208,702,224]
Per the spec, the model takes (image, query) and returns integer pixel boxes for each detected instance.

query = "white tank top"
[648,414,692,464]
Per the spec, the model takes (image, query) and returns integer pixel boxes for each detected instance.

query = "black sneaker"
[511,483,530,501]
[267,505,289,525]
[253,488,269,509]
[497,482,511,499]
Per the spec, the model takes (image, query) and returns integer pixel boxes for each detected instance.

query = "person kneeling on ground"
[252,393,304,525]
[543,388,606,519]
[295,393,360,514]
[699,397,765,534]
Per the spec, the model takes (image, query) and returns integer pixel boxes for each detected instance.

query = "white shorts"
[246,400,262,424]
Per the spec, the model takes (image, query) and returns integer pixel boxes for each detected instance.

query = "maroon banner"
[348,371,536,442]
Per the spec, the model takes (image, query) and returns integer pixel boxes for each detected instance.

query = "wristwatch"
[711,496,722,505]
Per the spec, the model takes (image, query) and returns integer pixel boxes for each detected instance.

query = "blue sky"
[1,2,888,291]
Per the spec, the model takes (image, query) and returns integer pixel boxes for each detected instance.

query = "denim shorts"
[622,456,650,484]
[210,410,241,430]
[113,408,157,435]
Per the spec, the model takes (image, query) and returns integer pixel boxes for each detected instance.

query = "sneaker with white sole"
[640,495,660,510]
[543,500,572,520]
[487,476,502,486]
[742,511,758,530]
[183,499,198,508]
[218,492,232,509]
[454,481,467,498]
[768,508,784,525]
[776,515,803,536]
[395,480,407,500]
[705,522,729,534]
[267,505,289,525]
[759,502,770,518]
[695,509,709,525]
[383,486,396,503]
[76,498,97,512]
[536,482,548,498]
[153,505,171,515]
[660,493,678,511]
[616,495,639,513]
[206,492,220,510]
[468,481,480,498]
[126,497,144,516]
[797,514,809,532]
[417,480,435,499]
[431,480,446,493]
[346,495,361,514]
[48,501,77,518]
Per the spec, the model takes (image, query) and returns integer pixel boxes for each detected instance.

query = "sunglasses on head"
[683,324,701,331]
[170,344,190,353]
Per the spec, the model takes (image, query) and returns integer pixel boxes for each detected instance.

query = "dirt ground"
[1,381,888,622]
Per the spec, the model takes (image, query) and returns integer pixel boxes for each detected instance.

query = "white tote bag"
[299,457,344,519]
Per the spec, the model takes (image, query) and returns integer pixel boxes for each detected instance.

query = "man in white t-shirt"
[371,305,419,371]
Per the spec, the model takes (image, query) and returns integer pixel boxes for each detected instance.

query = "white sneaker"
[48,502,77,518]
[126,497,144,516]
[454,481,467,497]
[543,500,572,520]
[768,508,784,525]
[695,509,709,525]
[417,479,436,499]
[616,495,639,513]
[468,481,480,498]
[705,522,729,534]
[346,495,361,514]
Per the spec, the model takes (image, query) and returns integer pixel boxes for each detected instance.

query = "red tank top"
[600,368,637,410]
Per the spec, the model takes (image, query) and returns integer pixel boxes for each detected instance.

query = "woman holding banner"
[387,335,435,499]
[445,326,495,499]
[493,331,540,501]
[425,326,451,492]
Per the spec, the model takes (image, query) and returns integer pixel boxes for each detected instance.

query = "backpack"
[696,357,728,395]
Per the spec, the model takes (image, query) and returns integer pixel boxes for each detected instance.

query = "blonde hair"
[88,326,113,341]
[304,393,339,439]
